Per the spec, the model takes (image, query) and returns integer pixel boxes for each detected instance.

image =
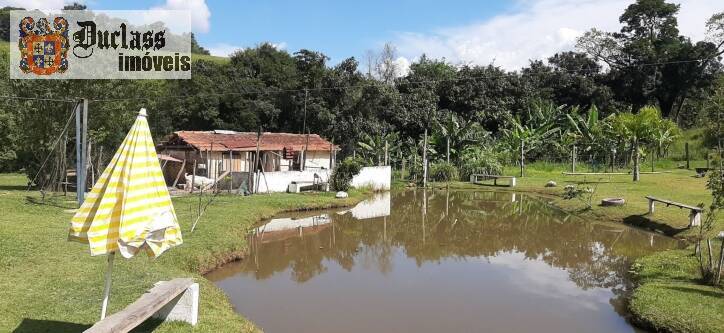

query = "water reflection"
[208,190,681,333]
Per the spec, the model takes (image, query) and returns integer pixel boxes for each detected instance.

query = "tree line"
[0,0,722,182]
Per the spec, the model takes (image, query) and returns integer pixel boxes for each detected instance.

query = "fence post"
[685,142,690,169]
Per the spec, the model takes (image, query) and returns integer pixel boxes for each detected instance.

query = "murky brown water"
[207,190,681,333]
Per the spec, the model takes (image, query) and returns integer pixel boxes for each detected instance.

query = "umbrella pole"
[100,252,115,320]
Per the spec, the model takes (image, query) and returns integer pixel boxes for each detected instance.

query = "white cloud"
[151,0,210,33]
[271,41,288,50]
[393,0,723,70]
[207,43,244,57]
[207,41,287,57]
[0,0,72,9]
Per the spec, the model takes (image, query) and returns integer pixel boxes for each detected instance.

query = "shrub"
[330,157,362,191]
[430,161,459,182]
[458,146,503,180]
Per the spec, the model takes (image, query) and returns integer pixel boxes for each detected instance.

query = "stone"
[545,181,557,187]
[601,198,625,206]
[335,191,348,198]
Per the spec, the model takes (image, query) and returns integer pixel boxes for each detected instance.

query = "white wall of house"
[303,150,332,170]
[351,166,391,191]
[255,169,331,193]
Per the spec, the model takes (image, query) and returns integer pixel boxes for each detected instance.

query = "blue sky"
[78,0,513,63]
[4,0,722,70]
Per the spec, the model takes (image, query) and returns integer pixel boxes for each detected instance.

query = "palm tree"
[612,106,662,181]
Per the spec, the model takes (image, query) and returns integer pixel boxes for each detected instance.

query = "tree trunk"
[633,139,640,181]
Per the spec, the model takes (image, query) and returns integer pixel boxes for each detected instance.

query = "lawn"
[0,173,366,333]
[424,160,722,239]
[629,249,724,333]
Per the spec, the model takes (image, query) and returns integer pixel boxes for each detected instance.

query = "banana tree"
[434,111,486,164]
[357,132,399,166]
[502,114,559,177]
[565,105,613,171]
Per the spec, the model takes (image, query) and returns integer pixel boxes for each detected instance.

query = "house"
[157,130,338,192]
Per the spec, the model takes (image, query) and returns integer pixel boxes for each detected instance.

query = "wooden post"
[303,130,310,170]
[329,143,333,170]
[172,159,186,189]
[253,129,261,194]
[572,145,576,173]
[446,137,450,164]
[422,128,428,188]
[633,139,640,181]
[228,150,233,193]
[75,100,86,205]
[520,140,525,177]
[401,158,406,181]
[685,142,690,169]
[190,160,197,193]
[384,140,388,166]
[647,198,654,214]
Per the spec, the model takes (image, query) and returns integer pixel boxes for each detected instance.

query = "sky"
[3,0,723,72]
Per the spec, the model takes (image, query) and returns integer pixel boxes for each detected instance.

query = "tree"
[190,33,210,55]
[375,42,400,85]
[434,110,486,164]
[611,106,664,181]
[577,1,724,118]
[501,100,562,177]
[566,105,614,168]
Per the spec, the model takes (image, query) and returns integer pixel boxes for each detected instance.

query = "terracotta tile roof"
[162,130,338,152]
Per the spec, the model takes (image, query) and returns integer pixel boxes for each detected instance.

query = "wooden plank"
[85,278,194,333]
[645,196,702,211]
[470,174,515,179]
[172,159,186,188]
[563,172,628,176]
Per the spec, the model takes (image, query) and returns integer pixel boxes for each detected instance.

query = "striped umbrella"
[68,108,183,319]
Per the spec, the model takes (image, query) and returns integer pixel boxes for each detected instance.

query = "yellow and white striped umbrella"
[69,108,182,259]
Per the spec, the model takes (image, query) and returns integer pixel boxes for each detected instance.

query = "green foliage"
[330,157,363,191]
[429,161,459,182]
[458,146,504,179]
[577,1,724,118]
[562,184,597,210]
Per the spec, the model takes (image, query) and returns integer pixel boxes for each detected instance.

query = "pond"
[206,190,682,333]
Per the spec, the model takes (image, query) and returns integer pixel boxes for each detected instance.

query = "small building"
[157,130,338,191]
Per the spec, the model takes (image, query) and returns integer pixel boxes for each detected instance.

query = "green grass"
[0,173,367,332]
[629,249,724,333]
[425,160,722,239]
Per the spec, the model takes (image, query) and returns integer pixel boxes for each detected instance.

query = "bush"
[430,161,459,182]
[330,157,362,191]
[458,146,503,180]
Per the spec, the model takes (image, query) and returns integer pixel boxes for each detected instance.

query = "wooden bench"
[470,174,516,187]
[84,278,198,333]
[645,196,703,227]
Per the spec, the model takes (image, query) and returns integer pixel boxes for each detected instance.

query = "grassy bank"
[0,173,367,332]
[629,249,724,333]
[419,161,721,238]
